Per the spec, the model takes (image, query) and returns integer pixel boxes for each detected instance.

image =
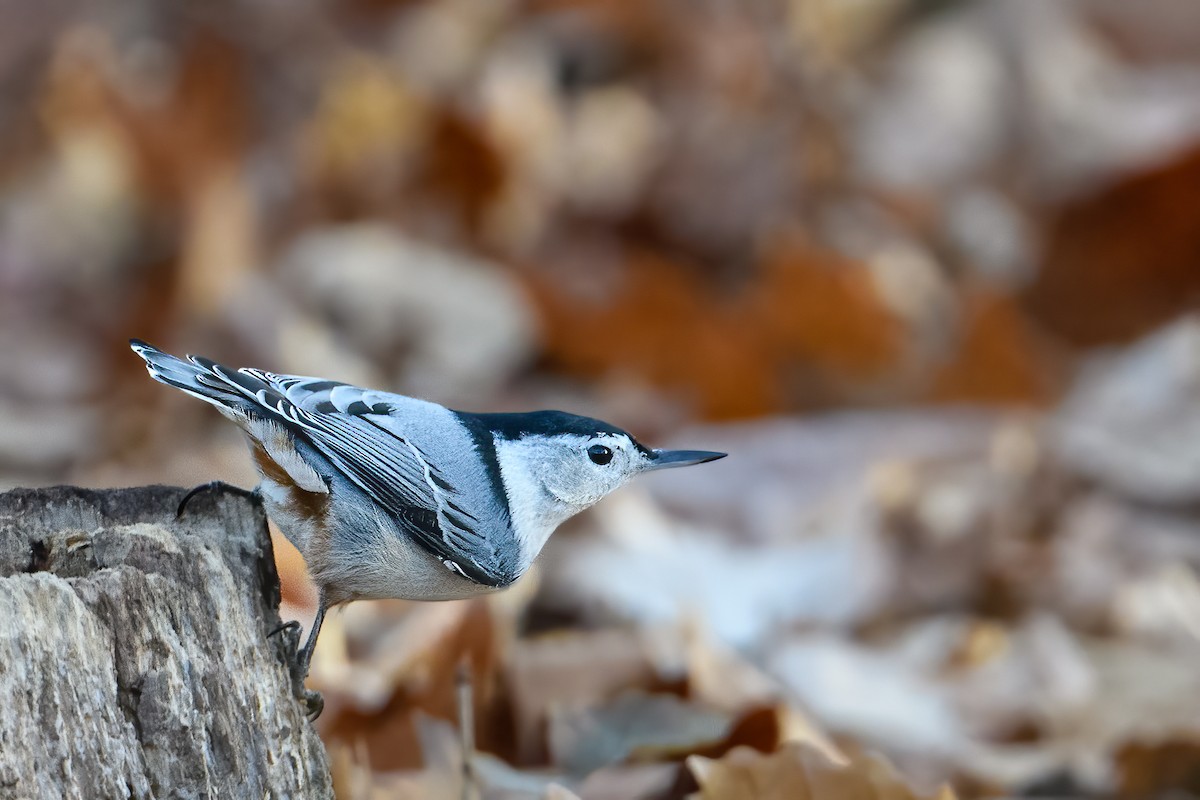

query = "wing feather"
[286,400,509,586]
[207,366,511,586]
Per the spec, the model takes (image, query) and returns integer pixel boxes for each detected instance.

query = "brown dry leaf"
[505,626,661,765]
[690,705,848,770]
[1116,736,1200,799]
[927,290,1058,406]
[704,708,788,761]
[318,600,476,712]
[687,742,955,800]
[369,712,466,800]
[412,107,508,236]
[523,248,779,419]
[683,624,842,762]
[685,624,788,713]
[751,240,903,382]
[1026,143,1200,347]
[135,33,249,190]
[320,597,507,771]
[378,713,576,800]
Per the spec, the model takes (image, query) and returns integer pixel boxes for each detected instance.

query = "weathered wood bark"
[0,485,333,799]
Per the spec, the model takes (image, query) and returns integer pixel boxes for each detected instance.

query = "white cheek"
[577,471,611,504]
[553,462,604,505]
[583,460,628,502]
[493,438,582,566]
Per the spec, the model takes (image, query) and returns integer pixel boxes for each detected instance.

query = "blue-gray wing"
[204,365,517,587]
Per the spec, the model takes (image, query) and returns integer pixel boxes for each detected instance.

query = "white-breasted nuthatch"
[131,341,725,684]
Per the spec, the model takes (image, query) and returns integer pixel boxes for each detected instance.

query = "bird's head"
[478,411,726,514]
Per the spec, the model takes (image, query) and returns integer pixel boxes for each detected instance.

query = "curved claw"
[176,481,257,518]
[268,620,302,639]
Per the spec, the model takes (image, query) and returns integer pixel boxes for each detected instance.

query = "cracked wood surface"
[0,485,333,799]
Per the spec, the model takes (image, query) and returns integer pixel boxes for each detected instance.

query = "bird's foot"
[269,619,310,683]
[269,618,325,720]
[176,480,258,518]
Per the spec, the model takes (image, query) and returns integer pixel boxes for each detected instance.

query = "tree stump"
[0,485,333,799]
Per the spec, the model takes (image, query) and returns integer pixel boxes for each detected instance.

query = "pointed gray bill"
[644,449,728,471]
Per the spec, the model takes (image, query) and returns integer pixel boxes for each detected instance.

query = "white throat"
[492,436,579,566]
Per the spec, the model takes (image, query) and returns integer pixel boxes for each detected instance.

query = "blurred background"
[3,0,1200,796]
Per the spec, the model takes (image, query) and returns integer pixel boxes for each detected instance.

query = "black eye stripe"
[587,444,613,465]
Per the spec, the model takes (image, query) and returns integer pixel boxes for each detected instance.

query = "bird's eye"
[587,444,613,465]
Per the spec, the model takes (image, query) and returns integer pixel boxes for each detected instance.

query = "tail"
[130,339,259,414]
[131,339,331,494]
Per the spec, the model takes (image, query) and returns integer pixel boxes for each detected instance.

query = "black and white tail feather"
[130,339,520,588]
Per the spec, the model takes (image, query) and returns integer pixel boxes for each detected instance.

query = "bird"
[130,340,726,692]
